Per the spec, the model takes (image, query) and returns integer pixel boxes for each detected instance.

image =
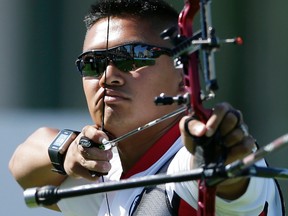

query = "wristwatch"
[48,129,80,175]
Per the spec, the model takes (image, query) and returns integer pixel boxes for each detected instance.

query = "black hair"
[84,0,178,30]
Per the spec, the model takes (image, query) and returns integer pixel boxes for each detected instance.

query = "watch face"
[54,133,70,147]
[49,130,77,154]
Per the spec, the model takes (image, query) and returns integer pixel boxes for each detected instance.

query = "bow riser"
[179,0,212,122]
[178,1,216,216]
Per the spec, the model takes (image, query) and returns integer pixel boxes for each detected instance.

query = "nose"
[99,62,125,87]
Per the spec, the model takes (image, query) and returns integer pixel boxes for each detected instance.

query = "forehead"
[83,17,169,52]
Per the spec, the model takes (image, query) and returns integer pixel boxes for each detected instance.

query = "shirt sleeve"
[57,177,104,216]
[166,147,284,216]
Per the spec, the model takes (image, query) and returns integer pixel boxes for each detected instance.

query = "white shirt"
[58,138,284,216]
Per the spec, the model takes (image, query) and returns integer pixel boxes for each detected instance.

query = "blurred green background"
[1,0,287,215]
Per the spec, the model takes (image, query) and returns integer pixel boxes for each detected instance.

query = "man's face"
[82,17,184,137]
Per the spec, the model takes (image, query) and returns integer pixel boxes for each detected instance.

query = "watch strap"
[48,129,80,175]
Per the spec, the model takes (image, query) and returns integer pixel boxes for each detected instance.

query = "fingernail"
[100,137,108,144]
[99,138,112,150]
[193,124,205,135]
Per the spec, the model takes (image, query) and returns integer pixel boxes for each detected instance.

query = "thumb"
[179,116,206,154]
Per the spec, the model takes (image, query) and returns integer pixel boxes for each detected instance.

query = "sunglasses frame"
[75,43,173,78]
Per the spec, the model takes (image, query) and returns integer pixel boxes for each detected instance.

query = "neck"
[116,114,182,174]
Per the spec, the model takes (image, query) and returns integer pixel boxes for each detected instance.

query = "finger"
[66,149,111,180]
[77,143,113,161]
[78,136,105,151]
[239,124,249,137]
[223,124,249,147]
[77,130,112,178]
[182,116,206,137]
[67,162,108,181]
[63,143,94,179]
[82,125,109,144]
[205,102,232,137]
[179,116,206,154]
[219,109,242,136]
[79,156,111,175]
[225,136,256,164]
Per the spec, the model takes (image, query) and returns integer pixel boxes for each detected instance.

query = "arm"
[9,125,113,210]
[9,127,66,211]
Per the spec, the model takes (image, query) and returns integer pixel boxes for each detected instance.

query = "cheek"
[82,79,102,117]
[150,66,182,95]
[83,83,105,126]
[132,67,180,109]
[83,79,99,98]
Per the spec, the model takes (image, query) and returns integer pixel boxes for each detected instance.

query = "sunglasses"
[75,43,173,78]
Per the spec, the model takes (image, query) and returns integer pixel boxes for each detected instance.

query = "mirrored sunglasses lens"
[80,55,106,77]
[134,58,155,68]
[113,58,155,72]
[113,59,134,72]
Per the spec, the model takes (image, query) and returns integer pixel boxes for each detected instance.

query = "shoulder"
[168,146,192,173]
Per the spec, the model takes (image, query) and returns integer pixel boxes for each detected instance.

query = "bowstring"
[101,12,111,216]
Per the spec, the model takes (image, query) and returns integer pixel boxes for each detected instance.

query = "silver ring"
[240,124,249,137]
[79,136,94,148]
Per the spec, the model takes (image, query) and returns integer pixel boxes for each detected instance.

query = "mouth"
[103,90,129,103]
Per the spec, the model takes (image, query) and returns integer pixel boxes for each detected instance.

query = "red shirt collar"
[121,122,180,179]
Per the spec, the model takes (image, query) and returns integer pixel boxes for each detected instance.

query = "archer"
[9,0,284,215]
